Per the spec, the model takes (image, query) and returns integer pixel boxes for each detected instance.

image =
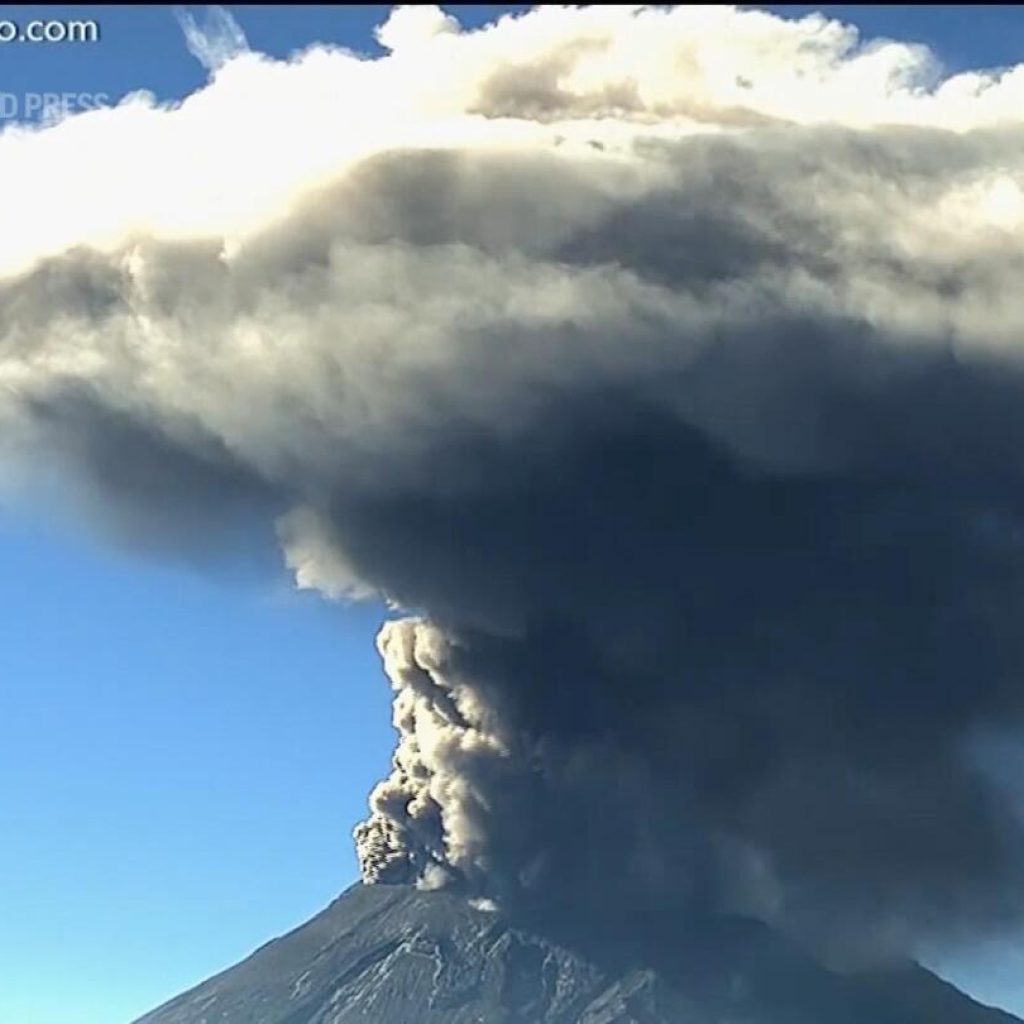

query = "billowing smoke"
[7,2,1024,967]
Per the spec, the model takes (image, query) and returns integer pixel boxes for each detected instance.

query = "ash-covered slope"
[134,884,1020,1024]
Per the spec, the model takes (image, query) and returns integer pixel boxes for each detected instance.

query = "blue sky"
[1,5,1024,1023]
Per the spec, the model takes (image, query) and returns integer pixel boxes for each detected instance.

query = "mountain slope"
[133,884,1021,1024]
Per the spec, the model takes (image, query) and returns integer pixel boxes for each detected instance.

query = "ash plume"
[6,3,1024,968]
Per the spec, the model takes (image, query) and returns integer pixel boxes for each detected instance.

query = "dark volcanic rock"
[133,884,1021,1024]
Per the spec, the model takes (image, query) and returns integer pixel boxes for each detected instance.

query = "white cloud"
[174,5,250,73]
[375,5,460,52]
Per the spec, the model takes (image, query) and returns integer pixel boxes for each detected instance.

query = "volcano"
[133,884,1020,1024]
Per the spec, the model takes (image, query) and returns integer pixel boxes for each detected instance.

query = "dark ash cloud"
[4,2,1024,970]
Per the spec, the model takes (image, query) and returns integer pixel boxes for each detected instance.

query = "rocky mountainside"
[134,884,1021,1024]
